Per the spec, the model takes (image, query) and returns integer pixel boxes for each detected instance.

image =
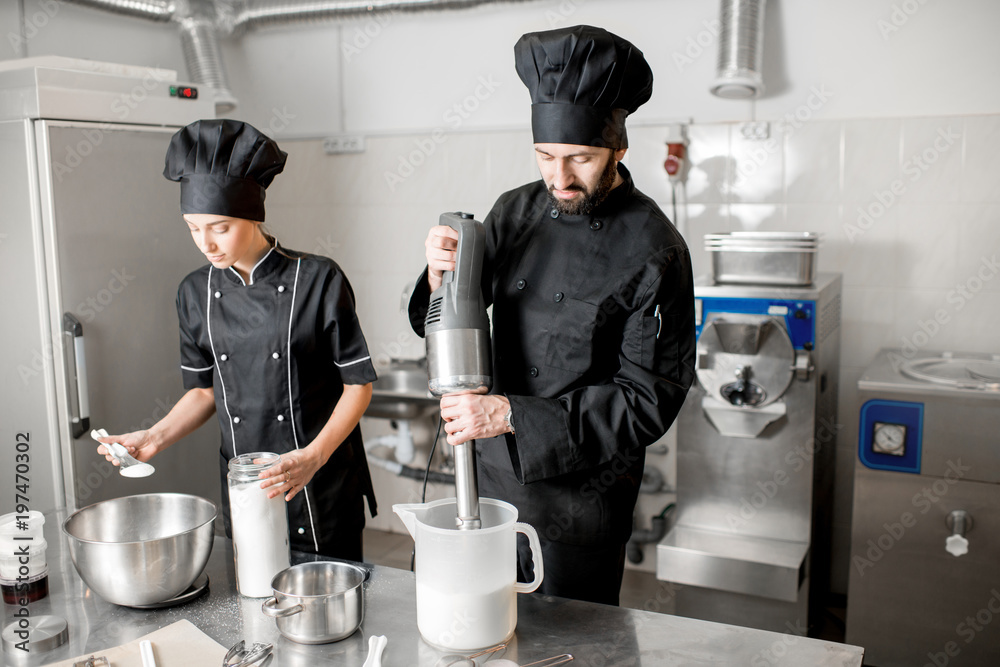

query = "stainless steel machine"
[0,57,218,515]
[657,274,842,633]
[846,349,1000,666]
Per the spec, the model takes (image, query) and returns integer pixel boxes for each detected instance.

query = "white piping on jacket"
[228,246,275,286]
[205,267,237,451]
[285,258,320,552]
[334,355,371,368]
[181,364,214,372]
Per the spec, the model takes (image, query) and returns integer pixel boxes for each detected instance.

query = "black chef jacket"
[177,245,378,555]
[410,164,695,547]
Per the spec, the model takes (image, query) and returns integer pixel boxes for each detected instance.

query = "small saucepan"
[262,561,367,644]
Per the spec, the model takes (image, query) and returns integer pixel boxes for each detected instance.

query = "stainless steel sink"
[366,360,438,421]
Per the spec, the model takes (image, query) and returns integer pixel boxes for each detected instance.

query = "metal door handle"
[63,313,90,439]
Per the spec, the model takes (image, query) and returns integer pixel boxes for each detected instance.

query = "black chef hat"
[163,119,287,222]
[514,25,653,150]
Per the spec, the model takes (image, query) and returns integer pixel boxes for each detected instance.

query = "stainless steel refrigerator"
[1,57,222,515]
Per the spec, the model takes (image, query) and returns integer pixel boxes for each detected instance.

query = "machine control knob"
[946,535,969,557]
[945,510,973,557]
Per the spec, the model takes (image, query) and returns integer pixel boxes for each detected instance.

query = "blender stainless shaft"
[453,442,481,530]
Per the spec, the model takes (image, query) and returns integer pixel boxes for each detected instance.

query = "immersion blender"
[425,212,493,530]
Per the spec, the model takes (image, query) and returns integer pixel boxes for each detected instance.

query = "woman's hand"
[93,430,159,465]
[425,225,459,292]
[440,394,511,446]
[259,448,324,502]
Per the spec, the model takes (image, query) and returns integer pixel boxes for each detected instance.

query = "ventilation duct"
[59,0,544,113]
[229,0,536,34]
[60,0,176,21]
[711,0,766,99]
[178,17,238,112]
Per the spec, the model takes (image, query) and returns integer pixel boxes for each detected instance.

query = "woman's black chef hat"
[163,119,287,222]
[514,25,653,150]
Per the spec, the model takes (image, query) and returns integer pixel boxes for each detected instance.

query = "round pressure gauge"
[873,422,906,456]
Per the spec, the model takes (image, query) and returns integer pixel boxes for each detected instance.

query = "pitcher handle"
[513,521,544,594]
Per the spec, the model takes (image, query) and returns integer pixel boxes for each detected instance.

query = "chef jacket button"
[554,292,564,302]
[550,209,559,219]
[272,352,280,359]
[529,367,538,377]
[233,416,241,424]
[297,527,305,535]
[516,279,526,290]
[220,354,228,361]
[214,291,221,298]
[590,220,602,230]
[277,415,285,422]
[277,285,286,293]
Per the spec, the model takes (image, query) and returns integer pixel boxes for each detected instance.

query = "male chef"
[409,25,696,605]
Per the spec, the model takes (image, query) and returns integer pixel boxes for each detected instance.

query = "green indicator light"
[169,86,177,96]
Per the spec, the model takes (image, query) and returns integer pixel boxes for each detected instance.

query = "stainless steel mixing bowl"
[62,493,217,607]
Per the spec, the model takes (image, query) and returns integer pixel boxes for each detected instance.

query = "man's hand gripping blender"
[425,212,493,530]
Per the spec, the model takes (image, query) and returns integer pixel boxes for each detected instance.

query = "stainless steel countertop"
[2,513,864,666]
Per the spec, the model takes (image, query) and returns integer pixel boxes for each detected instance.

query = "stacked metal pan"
[705,232,820,286]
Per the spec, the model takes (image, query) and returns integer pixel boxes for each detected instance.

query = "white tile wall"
[843,118,902,204]
[785,120,842,203]
[263,112,1000,591]
[962,116,1000,203]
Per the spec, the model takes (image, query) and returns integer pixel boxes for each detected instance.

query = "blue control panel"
[858,399,924,474]
[696,297,816,349]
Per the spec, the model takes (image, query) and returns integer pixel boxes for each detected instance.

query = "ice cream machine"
[657,274,842,633]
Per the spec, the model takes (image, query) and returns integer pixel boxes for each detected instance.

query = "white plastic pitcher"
[394,497,543,651]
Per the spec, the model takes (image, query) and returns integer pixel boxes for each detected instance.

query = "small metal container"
[262,561,366,644]
[705,232,819,286]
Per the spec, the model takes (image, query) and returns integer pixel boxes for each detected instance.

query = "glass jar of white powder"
[228,452,291,598]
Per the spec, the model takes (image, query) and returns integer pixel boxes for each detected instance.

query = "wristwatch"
[504,407,516,435]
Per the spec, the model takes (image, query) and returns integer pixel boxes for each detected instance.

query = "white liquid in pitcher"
[415,581,516,651]
[230,483,290,597]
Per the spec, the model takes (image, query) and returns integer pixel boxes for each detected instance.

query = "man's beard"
[547,156,619,216]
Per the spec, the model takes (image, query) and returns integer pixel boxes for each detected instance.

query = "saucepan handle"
[513,521,544,594]
[261,597,304,618]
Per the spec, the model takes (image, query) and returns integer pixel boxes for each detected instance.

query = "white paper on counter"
[47,619,227,667]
